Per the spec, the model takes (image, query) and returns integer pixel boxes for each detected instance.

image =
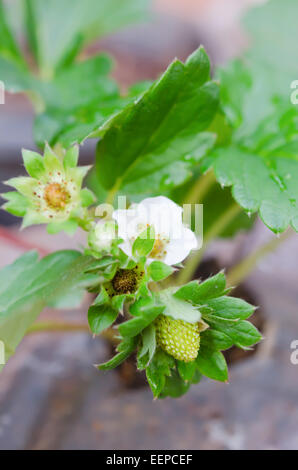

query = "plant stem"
[177,202,242,285]
[26,322,118,344]
[184,170,216,204]
[105,179,121,206]
[226,229,292,287]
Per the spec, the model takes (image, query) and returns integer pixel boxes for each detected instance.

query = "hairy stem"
[177,202,242,285]
[184,170,216,204]
[226,229,292,287]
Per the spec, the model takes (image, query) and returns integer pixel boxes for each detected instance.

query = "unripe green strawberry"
[155,315,200,362]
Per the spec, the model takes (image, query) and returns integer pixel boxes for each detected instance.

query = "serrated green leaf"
[200,329,233,351]
[148,261,174,282]
[196,346,228,382]
[205,296,255,321]
[208,0,298,234]
[95,47,219,193]
[0,250,91,370]
[212,145,298,233]
[175,271,227,304]
[206,316,262,349]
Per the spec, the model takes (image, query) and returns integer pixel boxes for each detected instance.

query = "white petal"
[163,227,198,265]
[137,196,183,237]
[113,207,141,240]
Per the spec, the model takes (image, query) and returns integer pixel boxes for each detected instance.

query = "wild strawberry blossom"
[113,196,198,266]
[2,144,93,233]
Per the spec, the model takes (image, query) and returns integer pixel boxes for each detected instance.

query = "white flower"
[88,220,116,255]
[113,196,198,265]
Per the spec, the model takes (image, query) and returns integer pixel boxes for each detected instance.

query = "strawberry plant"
[0,0,297,399]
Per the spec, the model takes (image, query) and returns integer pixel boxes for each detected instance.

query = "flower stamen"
[44,182,70,211]
[150,234,169,260]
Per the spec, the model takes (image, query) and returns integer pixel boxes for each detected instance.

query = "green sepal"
[177,360,198,382]
[80,188,96,207]
[196,345,228,382]
[159,369,191,399]
[22,149,45,179]
[88,303,118,335]
[64,145,79,168]
[97,336,137,371]
[137,324,156,368]
[145,349,175,398]
[119,295,165,338]
[43,143,63,173]
[132,225,155,258]
[158,289,201,323]
[1,191,27,216]
[148,261,174,281]
[174,271,227,305]
[47,219,78,235]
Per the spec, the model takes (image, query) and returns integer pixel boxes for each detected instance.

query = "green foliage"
[1,0,287,401]
[118,295,164,338]
[95,47,219,194]
[148,261,174,282]
[195,346,228,382]
[158,290,201,323]
[97,336,138,371]
[0,0,149,146]
[98,271,261,398]
[132,226,155,258]
[205,0,298,234]
[24,0,149,77]
[146,349,175,398]
[137,324,156,368]
[88,303,118,335]
[0,250,91,368]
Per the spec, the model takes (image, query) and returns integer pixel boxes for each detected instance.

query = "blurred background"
[1,0,298,450]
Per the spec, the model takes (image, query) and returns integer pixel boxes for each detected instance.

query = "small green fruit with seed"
[155,315,201,362]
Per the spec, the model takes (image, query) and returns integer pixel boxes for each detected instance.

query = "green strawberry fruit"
[155,315,200,362]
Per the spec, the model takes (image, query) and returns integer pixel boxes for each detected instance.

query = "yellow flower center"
[150,235,169,260]
[44,183,70,210]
